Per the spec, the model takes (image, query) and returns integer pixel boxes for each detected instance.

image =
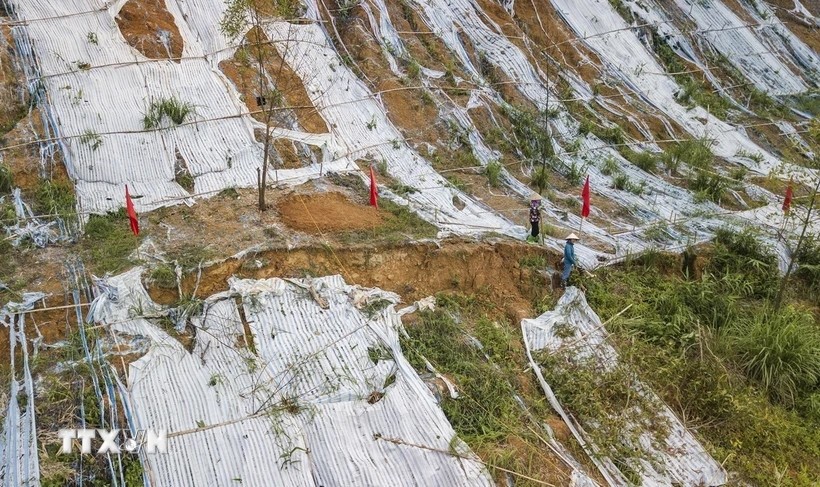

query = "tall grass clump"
[143,98,195,129]
[729,308,820,406]
[36,179,75,220]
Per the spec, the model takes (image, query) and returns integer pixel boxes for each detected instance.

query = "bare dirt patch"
[218,27,329,133]
[277,191,382,233]
[115,0,184,60]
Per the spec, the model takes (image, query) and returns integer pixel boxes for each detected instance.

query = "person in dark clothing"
[528,195,542,242]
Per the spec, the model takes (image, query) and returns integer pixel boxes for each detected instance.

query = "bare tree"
[221,0,300,210]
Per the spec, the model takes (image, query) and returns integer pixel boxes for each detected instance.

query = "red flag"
[125,185,139,236]
[581,175,590,218]
[369,166,378,208]
[782,182,793,215]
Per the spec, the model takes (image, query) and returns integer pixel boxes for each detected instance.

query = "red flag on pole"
[125,185,139,236]
[369,166,378,208]
[581,175,590,218]
[782,182,793,215]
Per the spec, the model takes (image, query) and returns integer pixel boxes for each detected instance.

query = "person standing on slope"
[528,194,543,243]
[562,233,579,287]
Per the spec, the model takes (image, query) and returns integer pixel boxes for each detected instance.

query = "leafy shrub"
[709,228,779,298]
[794,235,820,297]
[150,264,177,289]
[688,170,727,203]
[530,165,549,193]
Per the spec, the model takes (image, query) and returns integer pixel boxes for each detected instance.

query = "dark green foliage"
[794,235,820,299]
[530,166,549,193]
[689,170,727,203]
[711,227,779,298]
[485,161,502,187]
[650,31,729,119]
[666,139,714,170]
[150,264,177,289]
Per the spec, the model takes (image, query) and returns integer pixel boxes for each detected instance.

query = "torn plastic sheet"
[522,288,728,486]
[87,269,495,486]
[0,293,45,487]
[3,189,66,248]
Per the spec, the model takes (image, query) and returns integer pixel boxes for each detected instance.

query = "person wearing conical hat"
[527,194,542,243]
[561,233,579,287]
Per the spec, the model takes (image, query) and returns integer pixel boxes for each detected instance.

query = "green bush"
[150,264,177,289]
[794,235,820,297]
[688,170,727,203]
[485,161,502,187]
[530,165,549,193]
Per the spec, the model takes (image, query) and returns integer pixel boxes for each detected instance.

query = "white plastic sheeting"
[88,269,495,486]
[9,0,355,216]
[263,17,524,238]
[522,287,728,487]
[0,293,45,487]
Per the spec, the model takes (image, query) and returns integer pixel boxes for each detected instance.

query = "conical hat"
[530,193,541,201]
[565,233,579,240]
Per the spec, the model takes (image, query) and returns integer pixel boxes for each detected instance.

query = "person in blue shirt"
[562,233,579,287]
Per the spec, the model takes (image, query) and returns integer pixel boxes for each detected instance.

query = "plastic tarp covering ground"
[0,293,45,487]
[9,0,355,216]
[522,288,728,487]
[87,269,495,486]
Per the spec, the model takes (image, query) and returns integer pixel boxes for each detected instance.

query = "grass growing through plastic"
[577,228,820,485]
[143,97,195,129]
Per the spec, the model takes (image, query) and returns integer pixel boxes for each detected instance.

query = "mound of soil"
[277,192,381,233]
[116,0,184,60]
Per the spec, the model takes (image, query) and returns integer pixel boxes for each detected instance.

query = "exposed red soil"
[115,0,184,60]
[276,191,383,233]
